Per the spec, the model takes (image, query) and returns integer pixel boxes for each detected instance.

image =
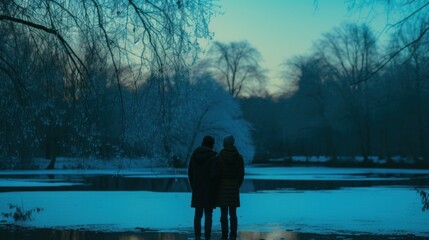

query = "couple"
[188,135,245,240]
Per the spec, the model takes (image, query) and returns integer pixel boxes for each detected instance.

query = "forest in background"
[241,22,429,168]
[1,1,428,169]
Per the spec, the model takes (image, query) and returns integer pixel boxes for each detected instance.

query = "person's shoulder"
[218,148,229,156]
[193,146,207,152]
[190,147,200,155]
[194,146,217,155]
[231,147,242,155]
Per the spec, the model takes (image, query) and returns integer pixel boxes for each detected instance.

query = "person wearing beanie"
[215,135,245,240]
[223,135,235,147]
[188,135,217,240]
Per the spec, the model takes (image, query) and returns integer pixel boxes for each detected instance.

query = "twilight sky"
[205,0,389,94]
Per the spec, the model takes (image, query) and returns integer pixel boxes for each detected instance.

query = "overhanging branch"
[0,15,88,81]
[352,25,429,85]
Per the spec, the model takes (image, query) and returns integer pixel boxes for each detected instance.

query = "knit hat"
[202,135,215,148]
[223,135,235,147]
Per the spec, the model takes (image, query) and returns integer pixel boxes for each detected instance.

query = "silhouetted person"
[215,135,244,240]
[188,135,217,240]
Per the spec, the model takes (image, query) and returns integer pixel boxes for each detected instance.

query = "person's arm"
[238,154,245,187]
[188,155,194,191]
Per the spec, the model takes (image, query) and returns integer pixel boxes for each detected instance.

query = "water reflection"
[1,167,429,193]
[239,231,299,240]
[1,174,427,193]
[87,176,192,192]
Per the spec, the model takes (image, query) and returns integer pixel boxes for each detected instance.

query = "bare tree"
[345,1,429,163]
[208,41,267,98]
[0,0,216,99]
[388,18,429,162]
[347,0,429,83]
[316,23,379,162]
[283,55,337,160]
[0,0,217,167]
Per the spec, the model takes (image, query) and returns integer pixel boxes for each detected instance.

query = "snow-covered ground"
[0,166,429,237]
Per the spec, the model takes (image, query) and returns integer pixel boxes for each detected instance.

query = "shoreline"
[1,166,428,239]
[0,225,428,240]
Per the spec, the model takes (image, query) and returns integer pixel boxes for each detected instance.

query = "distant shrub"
[417,189,429,212]
[169,155,186,168]
[1,204,43,221]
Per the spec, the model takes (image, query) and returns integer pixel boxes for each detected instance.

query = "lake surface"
[0,166,429,239]
[1,166,428,192]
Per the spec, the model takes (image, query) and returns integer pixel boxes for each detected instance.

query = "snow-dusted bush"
[124,71,255,165]
[1,204,43,222]
[171,73,255,163]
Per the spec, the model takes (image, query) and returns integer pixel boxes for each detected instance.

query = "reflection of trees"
[88,176,191,192]
[417,189,429,211]
[86,176,427,193]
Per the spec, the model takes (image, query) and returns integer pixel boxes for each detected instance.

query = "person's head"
[223,135,235,148]
[201,135,215,149]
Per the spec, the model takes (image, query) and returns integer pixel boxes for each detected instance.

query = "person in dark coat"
[215,135,245,240]
[188,135,217,240]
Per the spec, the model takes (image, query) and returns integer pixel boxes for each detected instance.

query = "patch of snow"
[245,166,429,176]
[32,157,163,170]
[0,179,82,187]
[289,156,330,162]
[0,168,167,176]
[244,174,407,181]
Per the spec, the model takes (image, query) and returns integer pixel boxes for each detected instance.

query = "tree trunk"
[45,126,57,169]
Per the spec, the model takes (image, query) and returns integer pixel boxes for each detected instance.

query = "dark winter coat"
[188,146,217,208]
[215,146,245,207]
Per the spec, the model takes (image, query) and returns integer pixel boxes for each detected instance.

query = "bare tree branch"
[354,25,429,85]
[0,14,88,81]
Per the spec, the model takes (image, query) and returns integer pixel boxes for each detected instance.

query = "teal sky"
[207,0,388,94]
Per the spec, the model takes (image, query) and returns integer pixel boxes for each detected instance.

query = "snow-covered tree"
[124,70,255,166]
[171,72,255,163]
[0,0,218,168]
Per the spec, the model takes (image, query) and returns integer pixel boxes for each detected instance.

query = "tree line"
[241,21,429,167]
[1,1,429,169]
[0,0,257,169]
[0,27,255,168]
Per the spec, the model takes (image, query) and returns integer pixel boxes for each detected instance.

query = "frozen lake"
[0,166,429,239]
